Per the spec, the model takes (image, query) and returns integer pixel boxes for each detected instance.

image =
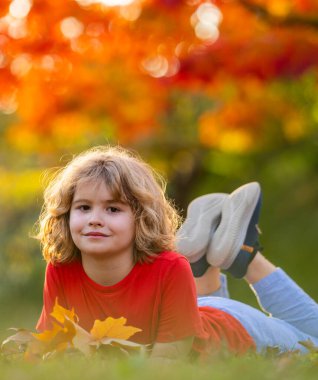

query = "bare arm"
[149,336,194,364]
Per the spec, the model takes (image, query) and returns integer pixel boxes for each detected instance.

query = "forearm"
[149,336,194,363]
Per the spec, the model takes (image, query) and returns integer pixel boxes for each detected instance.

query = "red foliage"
[0,0,318,150]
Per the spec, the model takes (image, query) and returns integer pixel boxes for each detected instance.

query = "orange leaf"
[32,322,64,344]
[90,317,142,341]
[31,319,76,355]
[50,298,78,325]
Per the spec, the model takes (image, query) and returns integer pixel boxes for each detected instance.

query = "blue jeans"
[197,269,318,353]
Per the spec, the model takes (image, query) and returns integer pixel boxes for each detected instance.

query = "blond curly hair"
[35,146,181,265]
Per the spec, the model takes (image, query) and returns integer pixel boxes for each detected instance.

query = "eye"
[78,205,90,211]
[107,206,120,213]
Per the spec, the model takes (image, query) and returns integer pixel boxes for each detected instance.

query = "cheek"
[116,215,135,238]
[69,212,82,233]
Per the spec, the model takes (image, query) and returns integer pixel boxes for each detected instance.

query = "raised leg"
[196,182,318,351]
[245,252,276,284]
[195,268,230,298]
[194,266,221,296]
[248,255,318,337]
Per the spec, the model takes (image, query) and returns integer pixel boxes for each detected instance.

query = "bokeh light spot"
[142,55,169,78]
[195,23,219,42]
[197,2,222,25]
[10,54,32,77]
[98,0,134,5]
[41,55,55,71]
[9,0,32,19]
[76,0,134,6]
[120,3,142,21]
[7,16,28,39]
[191,2,222,42]
[268,0,291,17]
[60,17,84,39]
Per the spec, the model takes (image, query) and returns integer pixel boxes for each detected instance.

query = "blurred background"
[1,0,318,338]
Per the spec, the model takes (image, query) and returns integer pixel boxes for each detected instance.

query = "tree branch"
[238,0,318,29]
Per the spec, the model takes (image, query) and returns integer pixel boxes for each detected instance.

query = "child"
[36,146,318,361]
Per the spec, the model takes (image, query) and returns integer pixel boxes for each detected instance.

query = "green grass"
[0,352,318,380]
[0,298,40,343]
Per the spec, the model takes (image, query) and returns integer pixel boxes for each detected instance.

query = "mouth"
[84,232,109,237]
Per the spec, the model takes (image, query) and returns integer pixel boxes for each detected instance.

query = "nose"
[88,210,104,227]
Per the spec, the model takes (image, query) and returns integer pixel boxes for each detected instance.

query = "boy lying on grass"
[35,146,318,362]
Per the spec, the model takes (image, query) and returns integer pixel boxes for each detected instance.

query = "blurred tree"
[0,0,317,151]
[0,0,317,203]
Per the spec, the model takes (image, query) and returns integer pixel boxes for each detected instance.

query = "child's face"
[69,179,135,262]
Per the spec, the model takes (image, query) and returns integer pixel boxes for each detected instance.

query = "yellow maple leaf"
[30,320,76,357]
[90,317,142,341]
[32,322,64,343]
[50,298,78,325]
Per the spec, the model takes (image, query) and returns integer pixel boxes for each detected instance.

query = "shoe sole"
[176,193,227,262]
[206,182,261,269]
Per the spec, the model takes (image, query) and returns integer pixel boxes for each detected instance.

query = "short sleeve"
[36,263,67,331]
[155,257,203,343]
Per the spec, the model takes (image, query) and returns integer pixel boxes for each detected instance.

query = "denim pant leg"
[250,268,318,337]
[197,268,318,353]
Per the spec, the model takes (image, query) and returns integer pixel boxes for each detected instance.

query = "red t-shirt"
[37,251,255,357]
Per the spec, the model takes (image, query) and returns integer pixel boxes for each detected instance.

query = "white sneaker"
[176,193,228,262]
[206,182,261,269]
